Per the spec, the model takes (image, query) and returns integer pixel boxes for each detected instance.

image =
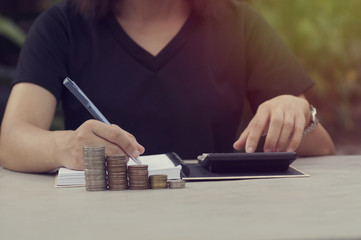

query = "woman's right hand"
[57,119,145,170]
[0,83,145,173]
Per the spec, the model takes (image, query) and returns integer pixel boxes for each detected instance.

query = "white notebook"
[55,153,182,187]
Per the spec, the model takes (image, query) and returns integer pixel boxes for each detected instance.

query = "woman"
[0,0,335,172]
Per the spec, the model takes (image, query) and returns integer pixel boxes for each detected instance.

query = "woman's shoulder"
[225,0,266,24]
[33,0,85,31]
[203,0,265,34]
[25,0,97,49]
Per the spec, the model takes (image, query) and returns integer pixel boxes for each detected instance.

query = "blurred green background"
[1,0,360,153]
[250,0,361,154]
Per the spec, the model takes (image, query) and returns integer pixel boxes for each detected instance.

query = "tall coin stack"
[128,165,149,190]
[83,145,107,191]
[106,155,129,190]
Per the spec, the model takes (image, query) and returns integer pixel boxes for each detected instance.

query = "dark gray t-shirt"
[14,0,313,158]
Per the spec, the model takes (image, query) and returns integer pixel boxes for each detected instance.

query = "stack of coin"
[149,175,168,189]
[106,154,128,190]
[83,145,107,191]
[168,179,186,189]
[128,165,149,190]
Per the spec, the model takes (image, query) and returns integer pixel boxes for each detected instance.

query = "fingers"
[244,118,267,153]
[234,109,269,153]
[90,121,145,158]
[234,95,309,153]
[75,120,144,158]
[72,138,125,170]
[63,120,145,170]
[233,130,248,151]
[273,112,294,151]
[286,115,305,152]
[264,109,283,152]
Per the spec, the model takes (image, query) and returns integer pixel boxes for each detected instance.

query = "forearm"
[0,119,145,173]
[0,122,70,173]
[296,123,336,156]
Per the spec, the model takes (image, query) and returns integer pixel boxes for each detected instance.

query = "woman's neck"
[112,0,192,56]
[114,0,191,23]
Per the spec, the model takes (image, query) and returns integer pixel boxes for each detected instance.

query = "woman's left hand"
[233,94,311,153]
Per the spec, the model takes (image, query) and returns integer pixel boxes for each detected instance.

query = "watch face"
[310,105,317,122]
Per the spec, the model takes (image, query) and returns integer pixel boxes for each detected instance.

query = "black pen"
[63,77,142,165]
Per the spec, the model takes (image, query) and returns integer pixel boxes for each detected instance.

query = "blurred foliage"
[249,0,361,138]
[0,0,64,129]
[0,15,25,47]
[0,15,25,85]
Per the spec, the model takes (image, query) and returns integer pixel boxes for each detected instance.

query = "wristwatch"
[303,105,319,136]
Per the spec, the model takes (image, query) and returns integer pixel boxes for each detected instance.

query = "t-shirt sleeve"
[13,5,69,101]
[242,3,314,112]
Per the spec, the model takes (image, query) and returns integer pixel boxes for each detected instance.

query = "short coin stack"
[149,175,168,189]
[128,165,149,190]
[83,145,107,191]
[168,179,186,189]
[106,155,128,190]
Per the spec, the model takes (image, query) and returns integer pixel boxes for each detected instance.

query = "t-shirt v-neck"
[106,11,197,72]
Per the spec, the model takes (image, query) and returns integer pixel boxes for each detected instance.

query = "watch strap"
[303,105,318,136]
